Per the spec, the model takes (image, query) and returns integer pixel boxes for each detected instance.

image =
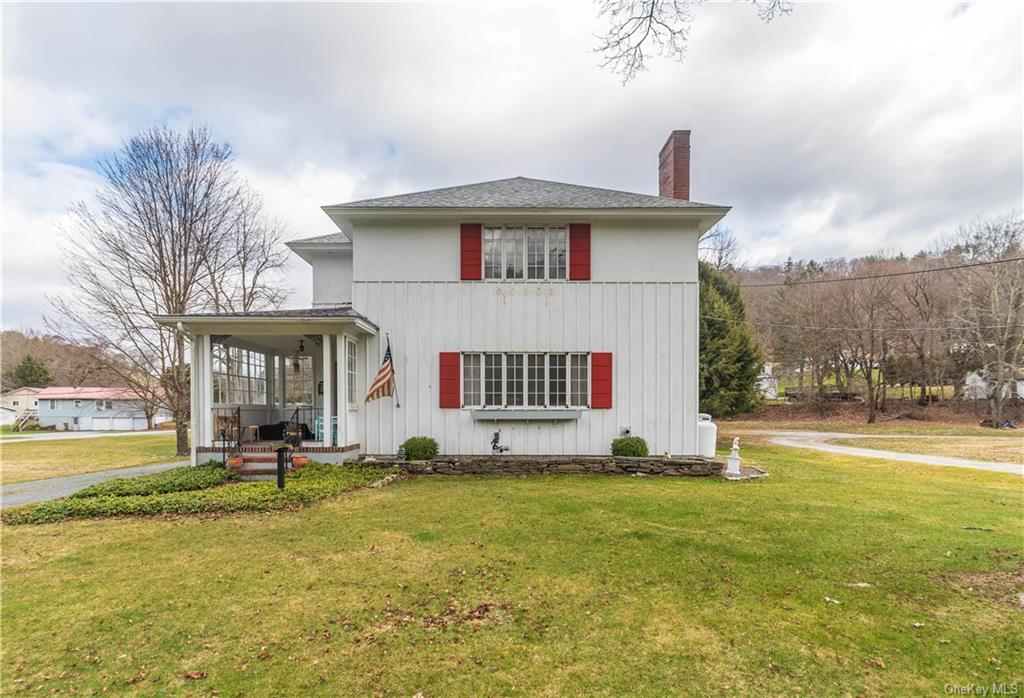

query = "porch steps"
[237,454,279,463]
[230,453,295,482]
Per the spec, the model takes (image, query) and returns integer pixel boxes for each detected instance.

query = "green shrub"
[4,462,396,525]
[611,436,649,457]
[401,436,439,461]
[70,462,234,499]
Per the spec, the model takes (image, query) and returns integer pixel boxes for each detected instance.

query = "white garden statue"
[726,437,742,476]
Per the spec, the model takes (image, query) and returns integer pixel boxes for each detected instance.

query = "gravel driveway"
[751,430,1023,476]
[1,460,187,509]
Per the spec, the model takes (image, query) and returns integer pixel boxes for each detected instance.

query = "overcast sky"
[2,0,1021,329]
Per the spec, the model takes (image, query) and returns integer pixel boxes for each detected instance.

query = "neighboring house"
[0,386,42,420]
[35,387,167,431]
[962,370,1024,401]
[157,130,729,462]
[757,362,778,400]
[0,405,17,427]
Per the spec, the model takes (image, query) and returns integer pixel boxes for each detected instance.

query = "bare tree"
[699,225,741,270]
[836,260,899,423]
[595,0,792,82]
[49,125,287,456]
[947,213,1024,426]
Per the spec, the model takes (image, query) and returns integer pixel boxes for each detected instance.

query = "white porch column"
[265,352,275,422]
[335,334,347,447]
[202,334,214,448]
[322,334,333,447]
[278,354,287,416]
[190,335,200,464]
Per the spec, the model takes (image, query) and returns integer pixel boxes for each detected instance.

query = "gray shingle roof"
[158,306,376,329]
[329,177,723,210]
[287,232,351,246]
[179,306,364,319]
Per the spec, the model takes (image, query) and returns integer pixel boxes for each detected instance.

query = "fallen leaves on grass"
[946,565,1024,611]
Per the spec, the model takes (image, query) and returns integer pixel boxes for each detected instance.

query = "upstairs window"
[482,225,567,280]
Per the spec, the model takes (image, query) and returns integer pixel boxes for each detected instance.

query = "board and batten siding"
[352,280,699,456]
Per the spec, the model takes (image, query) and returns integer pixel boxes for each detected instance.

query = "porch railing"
[212,406,242,461]
[286,406,322,446]
[211,405,322,448]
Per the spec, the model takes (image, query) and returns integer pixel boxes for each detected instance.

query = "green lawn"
[2,446,1021,695]
[0,433,181,484]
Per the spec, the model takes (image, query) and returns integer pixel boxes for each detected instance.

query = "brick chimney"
[658,130,691,200]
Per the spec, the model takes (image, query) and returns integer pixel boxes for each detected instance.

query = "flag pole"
[387,333,401,408]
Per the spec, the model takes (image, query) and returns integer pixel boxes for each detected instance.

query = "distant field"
[720,419,1019,438]
[1,433,182,484]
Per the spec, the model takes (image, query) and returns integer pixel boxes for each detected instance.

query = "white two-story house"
[158,131,728,463]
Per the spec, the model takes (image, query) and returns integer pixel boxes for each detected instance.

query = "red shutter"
[569,223,591,280]
[591,352,612,408]
[439,352,461,408]
[460,224,482,280]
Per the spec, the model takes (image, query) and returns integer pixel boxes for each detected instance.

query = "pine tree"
[698,262,764,416]
[3,354,55,390]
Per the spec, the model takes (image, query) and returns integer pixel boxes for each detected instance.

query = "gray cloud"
[2,0,1020,327]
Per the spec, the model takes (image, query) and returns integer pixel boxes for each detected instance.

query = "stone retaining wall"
[363,454,724,477]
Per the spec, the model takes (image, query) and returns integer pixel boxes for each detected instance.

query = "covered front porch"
[155,307,377,464]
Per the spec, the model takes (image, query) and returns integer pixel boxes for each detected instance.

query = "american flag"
[365,337,396,403]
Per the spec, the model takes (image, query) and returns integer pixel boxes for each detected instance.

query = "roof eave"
[154,314,378,335]
[323,205,731,235]
[285,240,354,265]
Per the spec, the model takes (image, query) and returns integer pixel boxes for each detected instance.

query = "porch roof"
[154,306,378,335]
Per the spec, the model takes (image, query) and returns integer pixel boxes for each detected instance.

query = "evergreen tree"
[3,354,55,390]
[699,262,764,416]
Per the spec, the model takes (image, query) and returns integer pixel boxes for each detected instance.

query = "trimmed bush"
[402,436,439,461]
[4,462,395,525]
[70,462,234,499]
[611,436,649,457]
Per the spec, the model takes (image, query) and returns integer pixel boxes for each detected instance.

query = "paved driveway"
[1,460,187,508]
[750,430,1023,476]
[0,430,173,444]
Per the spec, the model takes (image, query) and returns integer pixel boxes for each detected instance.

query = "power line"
[738,256,1024,289]
[701,315,1024,333]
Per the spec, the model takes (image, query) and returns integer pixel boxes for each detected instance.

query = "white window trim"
[461,352,590,409]
[480,224,570,282]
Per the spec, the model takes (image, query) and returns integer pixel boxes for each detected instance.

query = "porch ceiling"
[221,334,323,354]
